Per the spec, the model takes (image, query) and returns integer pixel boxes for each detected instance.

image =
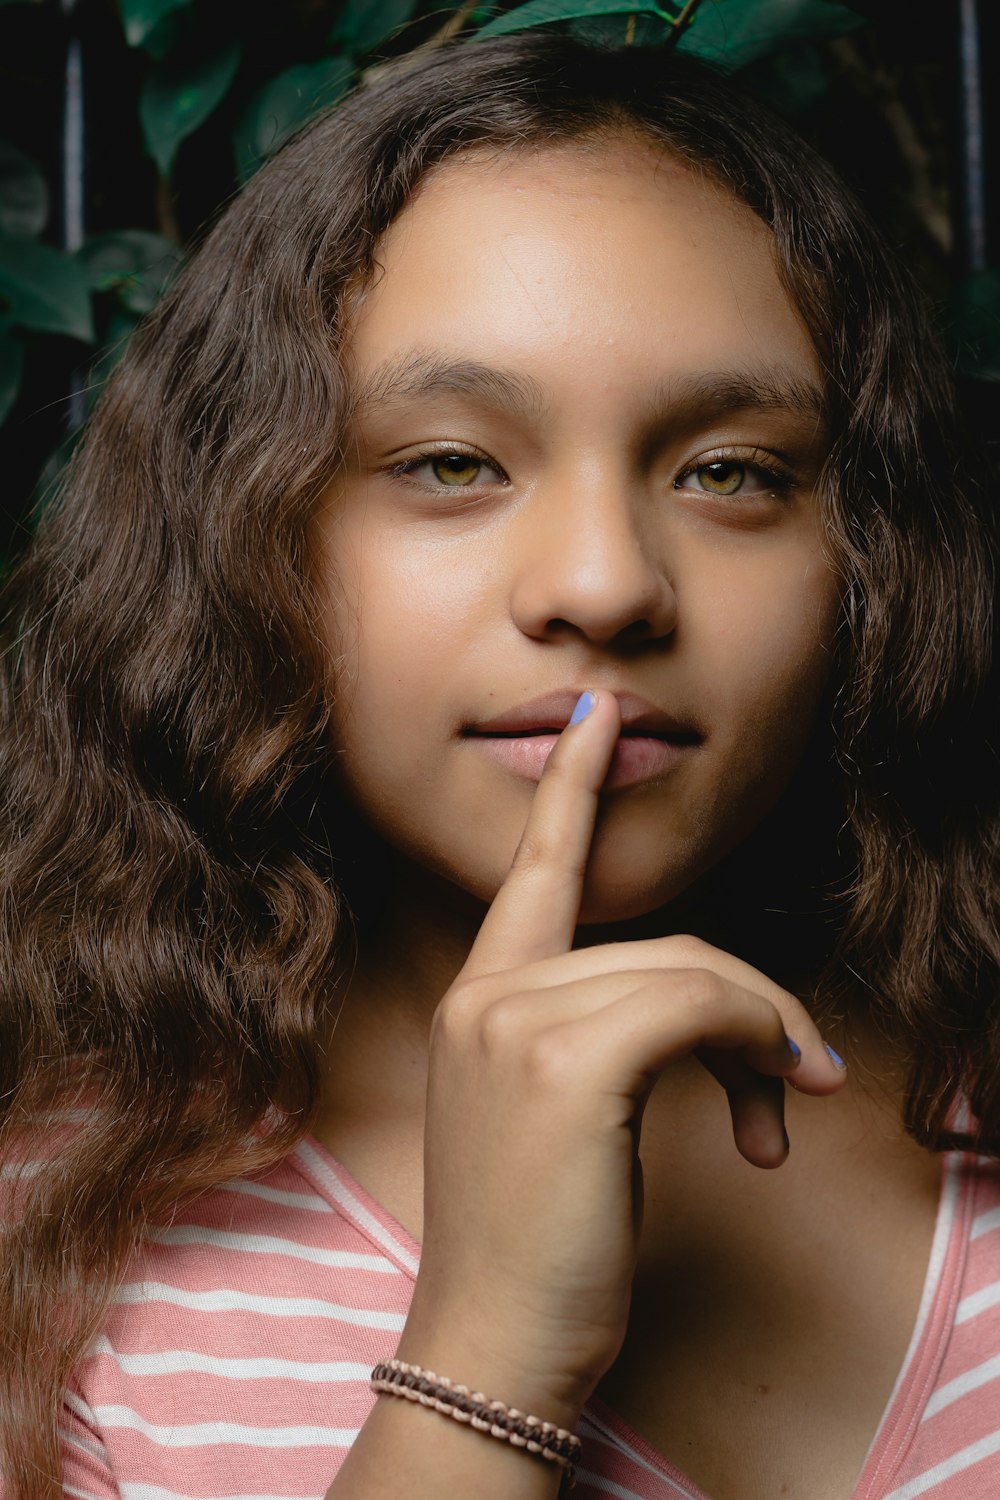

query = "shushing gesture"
[396,691,848,1430]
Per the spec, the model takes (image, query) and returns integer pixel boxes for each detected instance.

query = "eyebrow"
[351,352,825,429]
[354,354,548,420]
[642,369,826,427]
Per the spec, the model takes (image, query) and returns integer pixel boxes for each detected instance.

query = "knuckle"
[676,966,727,1019]
[431,978,491,1048]
[476,995,528,1058]
[662,932,712,966]
[522,1028,576,1090]
[437,990,578,1091]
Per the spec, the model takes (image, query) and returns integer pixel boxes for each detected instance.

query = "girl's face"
[314,138,841,923]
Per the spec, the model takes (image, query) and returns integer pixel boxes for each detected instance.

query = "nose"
[509,468,677,647]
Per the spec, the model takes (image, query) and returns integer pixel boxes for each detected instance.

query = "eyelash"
[387,445,796,498]
[677,447,796,499]
[387,447,507,491]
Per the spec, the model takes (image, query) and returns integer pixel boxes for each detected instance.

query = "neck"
[316,864,671,1144]
[311,844,921,1243]
[316,854,484,1129]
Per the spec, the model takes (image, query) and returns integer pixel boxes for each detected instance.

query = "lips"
[466,689,702,742]
[463,690,702,790]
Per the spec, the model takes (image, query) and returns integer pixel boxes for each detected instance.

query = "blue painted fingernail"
[783,1128,790,1152]
[569,691,597,726]
[825,1044,847,1070]
[785,1035,801,1063]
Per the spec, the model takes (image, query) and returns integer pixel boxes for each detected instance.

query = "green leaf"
[475,0,676,41]
[136,10,186,61]
[119,0,191,49]
[78,229,183,314]
[0,234,95,342]
[740,41,831,116]
[0,142,49,238]
[677,0,866,73]
[139,41,242,176]
[329,0,421,55]
[0,325,24,426]
[568,12,675,45]
[233,56,354,183]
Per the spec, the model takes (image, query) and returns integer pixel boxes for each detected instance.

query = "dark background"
[1,0,997,566]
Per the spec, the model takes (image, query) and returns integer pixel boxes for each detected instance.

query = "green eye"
[390,449,507,492]
[432,454,482,486]
[696,461,745,495]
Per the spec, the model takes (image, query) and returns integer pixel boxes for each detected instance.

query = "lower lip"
[467,733,697,790]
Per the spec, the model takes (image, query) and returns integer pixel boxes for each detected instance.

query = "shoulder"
[65,1144,416,1496]
[104,1143,413,1330]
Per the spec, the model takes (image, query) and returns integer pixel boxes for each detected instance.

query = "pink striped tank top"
[31,1137,1000,1500]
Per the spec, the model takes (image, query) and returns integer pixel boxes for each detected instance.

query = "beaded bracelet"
[371,1358,582,1488]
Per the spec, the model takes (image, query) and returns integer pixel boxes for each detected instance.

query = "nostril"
[619,617,658,641]
[514,557,678,645]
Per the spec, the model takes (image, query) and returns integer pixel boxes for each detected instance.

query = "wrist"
[372,1359,581,1475]
[393,1324,590,1435]
[333,1391,566,1499]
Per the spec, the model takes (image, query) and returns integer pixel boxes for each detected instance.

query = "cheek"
[324,529,487,774]
[703,554,841,749]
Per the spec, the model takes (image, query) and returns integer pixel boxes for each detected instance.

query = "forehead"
[348,137,821,404]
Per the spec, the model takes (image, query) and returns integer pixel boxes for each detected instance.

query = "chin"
[564,812,712,921]
[576,894,680,927]
[574,866,704,928]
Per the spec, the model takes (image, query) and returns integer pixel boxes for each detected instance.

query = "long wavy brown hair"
[1,32,997,1497]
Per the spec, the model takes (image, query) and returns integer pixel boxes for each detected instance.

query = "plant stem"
[668,0,704,43]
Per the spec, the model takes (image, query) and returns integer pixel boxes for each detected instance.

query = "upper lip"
[467,690,702,739]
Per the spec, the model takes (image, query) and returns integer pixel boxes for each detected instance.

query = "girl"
[1,30,998,1500]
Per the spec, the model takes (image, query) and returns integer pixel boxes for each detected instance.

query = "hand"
[396,690,847,1425]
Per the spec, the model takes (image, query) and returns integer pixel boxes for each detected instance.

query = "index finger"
[461,690,621,980]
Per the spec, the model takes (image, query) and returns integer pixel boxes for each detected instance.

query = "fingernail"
[783,1128,790,1153]
[569,691,597,726]
[824,1044,847,1070]
[785,1034,801,1064]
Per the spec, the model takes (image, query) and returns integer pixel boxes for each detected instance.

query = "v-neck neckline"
[292,1134,973,1500]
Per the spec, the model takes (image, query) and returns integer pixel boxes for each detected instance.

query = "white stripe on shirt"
[114,1281,406,1330]
[956,1278,1000,1323]
[147,1224,395,1270]
[922,1351,1000,1419]
[86,1406,358,1448]
[972,1205,1000,1240]
[88,1337,372,1383]
[218,1179,332,1213]
[883,1424,1000,1498]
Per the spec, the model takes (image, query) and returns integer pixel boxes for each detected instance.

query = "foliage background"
[1,0,997,564]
